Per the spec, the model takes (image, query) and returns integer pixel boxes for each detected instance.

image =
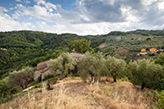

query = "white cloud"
[15,0,22,2]
[12,12,20,19]
[34,0,46,5]
[16,4,49,17]
[1,0,164,35]
[10,8,14,10]
[0,11,31,31]
[24,0,30,4]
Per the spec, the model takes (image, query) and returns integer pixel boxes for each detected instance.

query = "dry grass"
[0,77,157,109]
[99,43,106,49]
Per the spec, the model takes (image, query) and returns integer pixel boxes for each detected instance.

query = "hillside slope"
[0,30,164,78]
[0,77,156,109]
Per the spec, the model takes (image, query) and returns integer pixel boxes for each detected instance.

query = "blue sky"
[0,0,164,35]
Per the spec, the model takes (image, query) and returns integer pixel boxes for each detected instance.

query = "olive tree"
[128,59,163,90]
[105,55,127,82]
[8,67,34,89]
[78,52,105,82]
[154,53,164,66]
[48,53,77,77]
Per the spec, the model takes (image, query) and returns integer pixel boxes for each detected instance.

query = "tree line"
[49,51,164,91]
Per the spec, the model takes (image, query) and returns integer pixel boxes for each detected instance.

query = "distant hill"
[0,30,164,78]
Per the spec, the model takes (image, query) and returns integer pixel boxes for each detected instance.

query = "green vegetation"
[105,55,127,82]
[1,30,164,78]
[0,30,164,108]
[8,67,34,89]
[49,53,77,77]
[78,52,105,82]
[0,31,80,78]
[68,39,94,53]
[151,53,164,66]
[128,59,163,90]
[0,77,9,97]
[155,90,164,108]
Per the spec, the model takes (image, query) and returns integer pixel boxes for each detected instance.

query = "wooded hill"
[0,29,164,78]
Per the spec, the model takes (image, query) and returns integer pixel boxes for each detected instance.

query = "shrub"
[0,95,14,104]
[149,53,155,56]
[52,81,56,84]
[37,75,42,82]
[147,38,151,40]
[37,84,42,88]
[9,88,17,94]
[155,90,164,108]
[71,74,80,77]
[157,51,161,54]
[43,75,54,81]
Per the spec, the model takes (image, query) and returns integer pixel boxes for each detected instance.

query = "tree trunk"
[25,83,28,89]
[113,77,116,82]
[90,76,94,84]
[141,83,145,91]
[20,84,24,90]
[111,73,116,83]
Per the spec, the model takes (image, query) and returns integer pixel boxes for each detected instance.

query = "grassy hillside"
[0,30,164,78]
[0,77,158,109]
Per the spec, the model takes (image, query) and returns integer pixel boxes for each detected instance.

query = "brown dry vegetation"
[0,77,157,109]
[99,43,106,49]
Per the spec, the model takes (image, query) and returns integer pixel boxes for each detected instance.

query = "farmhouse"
[34,50,85,81]
[149,48,157,53]
[141,48,146,52]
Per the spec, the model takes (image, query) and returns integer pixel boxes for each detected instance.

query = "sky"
[0,0,164,35]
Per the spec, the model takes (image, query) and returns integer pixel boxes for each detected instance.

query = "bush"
[162,46,164,49]
[9,88,17,94]
[157,51,161,54]
[71,74,80,77]
[155,90,164,108]
[149,53,155,56]
[37,84,42,88]
[52,81,56,84]
[147,38,151,40]
[0,95,14,104]
[43,75,54,81]
[37,75,42,82]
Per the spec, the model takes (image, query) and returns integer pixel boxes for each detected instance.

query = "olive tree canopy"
[78,52,105,82]
[8,67,34,89]
[128,59,163,90]
[105,55,127,82]
[48,53,77,77]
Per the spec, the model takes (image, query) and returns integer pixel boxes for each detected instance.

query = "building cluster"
[137,48,164,56]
